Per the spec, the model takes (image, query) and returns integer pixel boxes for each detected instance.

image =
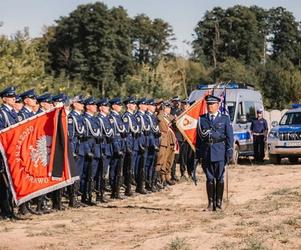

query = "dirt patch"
[1,163,301,249]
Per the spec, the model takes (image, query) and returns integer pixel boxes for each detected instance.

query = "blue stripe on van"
[234,131,251,140]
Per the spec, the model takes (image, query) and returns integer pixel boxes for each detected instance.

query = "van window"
[237,102,243,121]
[226,102,236,122]
[245,101,256,122]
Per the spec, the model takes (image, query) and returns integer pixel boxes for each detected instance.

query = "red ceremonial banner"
[176,95,208,151]
[0,107,77,206]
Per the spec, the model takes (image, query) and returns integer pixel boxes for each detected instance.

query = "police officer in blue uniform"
[122,96,140,196]
[50,93,71,211]
[135,98,150,194]
[67,95,86,207]
[53,93,67,106]
[82,97,100,205]
[36,93,54,113]
[34,93,55,214]
[196,95,233,211]
[108,97,127,199]
[95,98,114,202]
[0,87,19,219]
[18,89,43,215]
[13,94,24,113]
[251,108,268,163]
[18,89,37,120]
[145,99,161,192]
[170,96,182,182]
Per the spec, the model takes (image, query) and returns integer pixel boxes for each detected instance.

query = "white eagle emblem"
[29,135,52,168]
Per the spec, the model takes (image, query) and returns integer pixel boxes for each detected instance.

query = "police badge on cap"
[205,95,221,104]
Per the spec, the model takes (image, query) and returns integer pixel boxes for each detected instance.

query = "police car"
[189,82,264,164]
[267,105,301,164]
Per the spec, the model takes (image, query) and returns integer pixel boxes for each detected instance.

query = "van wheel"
[288,156,299,164]
[269,154,281,164]
[231,144,239,166]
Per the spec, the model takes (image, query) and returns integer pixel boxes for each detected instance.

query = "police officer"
[108,97,126,199]
[179,99,190,180]
[195,95,233,211]
[251,108,268,163]
[0,87,19,219]
[18,89,42,216]
[67,95,86,207]
[82,97,100,205]
[18,89,37,120]
[135,98,150,194]
[51,93,70,210]
[122,96,139,196]
[145,99,161,192]
[36,93,54,113]
[13,94,24,113]
[35,93,54,214]
[96,98,114,202]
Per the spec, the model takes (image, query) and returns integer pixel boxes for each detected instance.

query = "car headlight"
[268,130,278,138]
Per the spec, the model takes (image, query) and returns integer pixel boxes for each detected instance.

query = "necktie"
[210,114,215,122]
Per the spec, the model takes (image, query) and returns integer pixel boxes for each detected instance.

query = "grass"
[242,236,268,250]
[271,188,290,196]
[168,237,191,250]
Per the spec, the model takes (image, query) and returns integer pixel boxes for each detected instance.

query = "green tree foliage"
[193,6,263,67]
[45,2,174,97]
[0,29,45,91]
[132,14,174,66]
[0,30,81,95]
[269,7,301,66]
[193,5,301,108]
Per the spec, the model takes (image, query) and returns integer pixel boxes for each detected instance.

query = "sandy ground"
[1,161,301,250]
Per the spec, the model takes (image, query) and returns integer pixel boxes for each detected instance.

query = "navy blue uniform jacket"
[195,113,233,162]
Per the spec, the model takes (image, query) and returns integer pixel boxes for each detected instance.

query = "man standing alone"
[250,108,268,163]
[195,95,233,211]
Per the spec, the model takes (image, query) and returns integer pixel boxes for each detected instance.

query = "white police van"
[189,82,264,164]
[267,105,301,164]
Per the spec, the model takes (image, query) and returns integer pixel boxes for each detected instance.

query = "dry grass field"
[1,161,301,250]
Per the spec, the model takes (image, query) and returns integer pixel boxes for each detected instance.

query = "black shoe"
[172,176,179,182]
[136,188,147,195]
[69,199,81,208]
[114,194,124,200]
[83,198,97,206]
[96,194,109,203]
[125,190,133,197]
[166,180,176,186]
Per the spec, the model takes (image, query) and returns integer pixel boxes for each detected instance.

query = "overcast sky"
[1,0,301,55]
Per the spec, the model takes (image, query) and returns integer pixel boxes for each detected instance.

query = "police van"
[267,105,301,164]
[189,82,264,164]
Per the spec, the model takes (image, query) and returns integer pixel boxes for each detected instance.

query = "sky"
[1,0,301,56]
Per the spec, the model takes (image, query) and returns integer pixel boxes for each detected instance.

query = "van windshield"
[226,102,236,122]
[280,112,301,125]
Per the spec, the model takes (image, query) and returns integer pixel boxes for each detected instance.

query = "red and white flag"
[176,95,208,151]
[0,107,78,206]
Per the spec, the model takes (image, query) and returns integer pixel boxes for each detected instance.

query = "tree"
[132,14,174,66]
[0,30,44,91]
[269,7,301,66]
